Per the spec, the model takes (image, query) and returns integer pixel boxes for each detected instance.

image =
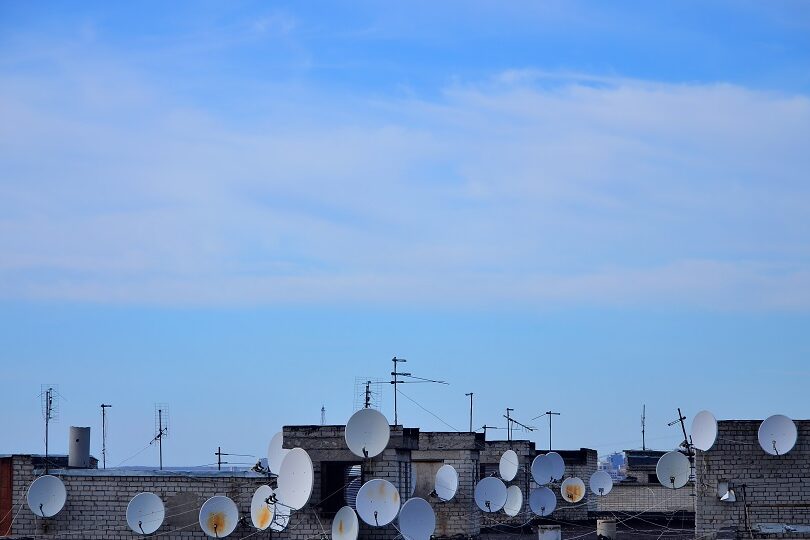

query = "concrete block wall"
[7,455,267,539]
[695,420,810,540]
[478,440,534,530]
[595,482,694,513]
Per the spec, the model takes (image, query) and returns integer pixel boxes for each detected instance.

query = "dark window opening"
[320,461,362,517]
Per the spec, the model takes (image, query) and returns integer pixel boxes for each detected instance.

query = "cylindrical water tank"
[597,518,618,540]
[538,525,561,540]
[69,426,91,468]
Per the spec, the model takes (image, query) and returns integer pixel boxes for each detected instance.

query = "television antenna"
[100,403,112,469]
[390,356,448,425]
[40,385,62,473]
[503,408,535,441]
[214,447,255,471]
[532,410,560,451]
[151,403,169,470]
[353,377,384,411]
[641,404,646,451]
[668,407,695,480]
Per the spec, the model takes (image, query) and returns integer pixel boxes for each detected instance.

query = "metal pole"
[101,404,111,469]
[158,409,163,470]
[45,388,51,474]
[465,393,474,433]
[217,446,221,471]
[393,358,398,425]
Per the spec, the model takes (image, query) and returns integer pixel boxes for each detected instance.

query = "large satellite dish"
[345,408,390,459]
[199,496,238,538]
[277,447,314,510]
[250,485,275,531]
[27,475,66,518]
[126,492,165,535]
[656,451,690,489]
[691,410,718,451]
[332,506,359,540]
[398,497,435,540]
[758,414,798,456]
[356,479,401,527]
[267,431,290,474]
[589,471,613,497]
[435,464,459,501]
[546,452,565,480]
[499,450,519,482]
[529,487,556,516]
[270,500,291,532]
[474,477,507,513]
[503,485,523,517]
[531,455,550,485]
[560,477,586,503]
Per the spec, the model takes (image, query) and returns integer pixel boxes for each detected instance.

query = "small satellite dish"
[267,431,289,474]
[529,487,556,516]
[474,477,507,513]
[126,492,165,535]
[499,450,519,482]
[332,506,359,540]
[356,479,401,527]
[250,485,275,531]
[503,485,523,517]
[560,477,586,503]
[398,497,435,540]
[277,447,314,510]
[434,464,459,501]
[27,475,67,518]
[270,499,291,532]
[758,414,798,456]
[691,410,718,451]
[546,452,565,480]
[345,408,390,459]
[589,471,613,497]
[199,496,238,538]
[656,451,690,489]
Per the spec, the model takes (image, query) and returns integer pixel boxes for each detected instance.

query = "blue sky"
[1,1,809,467]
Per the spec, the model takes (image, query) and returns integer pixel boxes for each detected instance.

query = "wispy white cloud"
[1,43,808,309]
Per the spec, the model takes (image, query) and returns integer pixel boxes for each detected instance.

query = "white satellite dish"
[126,492,165,535]
[589,471,613,496]
[398,497,435,540]
[250,485,275,531]
[560,477,586,503]
[474,477,507,513]
[499,450,519,482]
[529,487,556,516]
[503,485,523,517]
[277,447,314,510]
[345,408,390,459]
[332,505,359,540]
[270,498,291,532]
[199,496,238,538]
[546,452,565,480]
[691,410,718,451]
[434,464,459,501]
[267,431,290,474]
[356,479,401,527]
[758,414,798,456]
[530,455,550,485]
[27,475,66,518]
[656,451,690,489]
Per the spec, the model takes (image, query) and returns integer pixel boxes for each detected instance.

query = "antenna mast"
[532,410,561,451]
[101,404,112,469]
[465,393,474,433]
[40,385,59,474]
[321,405,326,425]
[642,404,646,451]
[152,404,169,470]
[390,356,448,426]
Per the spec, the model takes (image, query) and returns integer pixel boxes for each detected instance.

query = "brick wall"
[695,419,810,539]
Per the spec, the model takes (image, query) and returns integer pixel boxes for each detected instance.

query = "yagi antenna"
[390,356,448,425]
[100,404,112,469]
[503,408,535,441]
[40,385,62,474]
[151,403,169,470]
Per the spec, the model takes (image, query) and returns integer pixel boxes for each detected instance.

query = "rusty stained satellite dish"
[199,496,238,538]
[560,477,586,503]
[332,505,359,540]
[356,479,401,527]
[250,485,275,531]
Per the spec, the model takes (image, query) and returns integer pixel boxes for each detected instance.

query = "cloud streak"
[1,45,809,309]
